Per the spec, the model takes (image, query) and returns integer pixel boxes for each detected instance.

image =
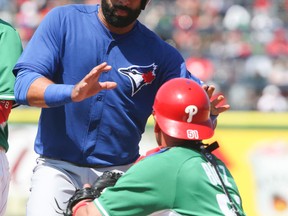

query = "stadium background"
[1,0,288,215]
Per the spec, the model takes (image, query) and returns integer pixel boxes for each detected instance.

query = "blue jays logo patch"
[118,64,157,96]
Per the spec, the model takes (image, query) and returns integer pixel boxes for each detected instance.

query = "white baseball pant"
[0,147,10,216]
[26,157,132,216]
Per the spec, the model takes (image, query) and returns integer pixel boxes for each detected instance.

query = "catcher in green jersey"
[67,78,246,216]
[0,19,22,216]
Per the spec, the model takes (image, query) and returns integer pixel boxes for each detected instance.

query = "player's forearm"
[26,77,54,107]
[14,69,74,107]
[27,78,75,107]
[14,69,44,106]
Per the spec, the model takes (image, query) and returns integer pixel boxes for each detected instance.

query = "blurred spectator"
[223,4,251,31]
[186,57,214,81]
[244,55,273,78]
[15,1,40,47]
[257,85,288,112]
[266,28,288,57]
[4,0,288,111]
[221,30,252,59]
[268,57,288,86]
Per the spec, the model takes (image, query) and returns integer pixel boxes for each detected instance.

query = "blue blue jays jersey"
[13,4,201,166]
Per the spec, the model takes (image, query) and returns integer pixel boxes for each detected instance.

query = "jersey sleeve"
[13,7,63,78]
[0,21,22,100]
[94,156,177,216]
[158,41,202,86]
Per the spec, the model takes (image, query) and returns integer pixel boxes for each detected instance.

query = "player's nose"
[118,0,131,6]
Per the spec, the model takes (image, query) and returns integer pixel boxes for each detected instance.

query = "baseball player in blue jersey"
[13,0,229,215]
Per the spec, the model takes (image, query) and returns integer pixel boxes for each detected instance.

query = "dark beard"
[101,0,141,28]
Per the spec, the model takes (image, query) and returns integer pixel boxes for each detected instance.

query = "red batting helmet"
[153,78,214,140]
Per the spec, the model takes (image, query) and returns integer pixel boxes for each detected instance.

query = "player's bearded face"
[101,0,142,27]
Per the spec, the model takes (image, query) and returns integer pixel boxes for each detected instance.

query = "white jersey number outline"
[202,162,240,216]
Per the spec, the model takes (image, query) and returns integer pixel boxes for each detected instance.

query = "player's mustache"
[112,5,133,13]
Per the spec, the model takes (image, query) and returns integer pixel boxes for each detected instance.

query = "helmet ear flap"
[154,122,161,133]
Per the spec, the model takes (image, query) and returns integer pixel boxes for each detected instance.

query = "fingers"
[203,84,230,116]
[83,184,91,188]
[211,94,230,115]
[211,94,224,106]
[99,81,117,90]
[91,62,112,74]
[211,95,229,108]
[202,85,215,99]
[71,62,116,102]
[90,62,117,90]
[85,62,112,81]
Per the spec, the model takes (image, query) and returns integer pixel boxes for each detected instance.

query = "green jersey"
[94,146,246,216]
[0,19,22,151]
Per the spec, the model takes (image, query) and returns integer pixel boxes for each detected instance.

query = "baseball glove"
[63,171,122,216]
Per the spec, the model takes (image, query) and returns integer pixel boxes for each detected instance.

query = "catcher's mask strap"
[205,141,219,153]
[200,145,240,216]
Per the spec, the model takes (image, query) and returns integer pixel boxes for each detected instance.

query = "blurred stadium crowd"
[1,0,288,111]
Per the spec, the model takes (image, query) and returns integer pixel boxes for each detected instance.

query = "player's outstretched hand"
[202,84,230,116]
[71,62,117,102]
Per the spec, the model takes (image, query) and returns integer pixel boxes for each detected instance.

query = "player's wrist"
[210,114,218,129]
[70,84,83,102]
[72,200,91,216]
[44,84,74,107]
